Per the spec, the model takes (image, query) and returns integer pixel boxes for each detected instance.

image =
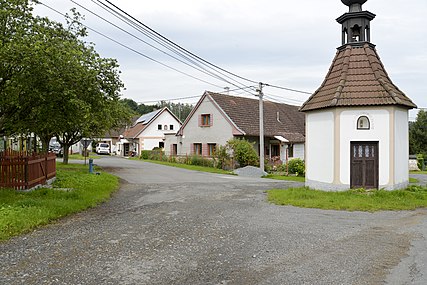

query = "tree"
[226,138,259,167]
[409,110,427,156]
[0,2,133,163]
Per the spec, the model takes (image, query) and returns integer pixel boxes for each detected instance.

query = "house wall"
[176,96,234,155]
[137,111,181,151]
[306,106,409,191]
[305,110,335,188]
[394,108,409,188]
[293,143,305,160]
[340,108,390,188]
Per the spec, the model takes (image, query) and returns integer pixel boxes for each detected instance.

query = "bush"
[288,158,305,176]
[213,145,231,169]
[227,138,259,167]
[189,155,214,167]
[140,150,151,160]
[417,154,425,171]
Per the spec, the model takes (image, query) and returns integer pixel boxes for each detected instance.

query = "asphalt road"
[1,156,426,285]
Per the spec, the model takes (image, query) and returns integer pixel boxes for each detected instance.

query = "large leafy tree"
[409,110,427,156]
[1,1,133,163]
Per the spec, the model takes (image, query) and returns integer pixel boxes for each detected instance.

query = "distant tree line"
[121,98,194,122]
[0,0,133,163]
[409,109,427,157]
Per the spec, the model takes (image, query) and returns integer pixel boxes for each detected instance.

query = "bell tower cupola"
[336,0,376,46]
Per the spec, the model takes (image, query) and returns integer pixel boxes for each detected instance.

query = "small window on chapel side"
[357,116,370,130]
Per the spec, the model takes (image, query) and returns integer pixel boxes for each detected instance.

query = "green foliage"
[139,149,165,161]
[0,1,132,164]
[267,185,427,211]
[213,145,230,169]
[263,174,305,182]
[410,110,427,155]
[0,163,118,241]
[287,158,305,176]
[227,138,259,167]
[417,154,425,171]
[142,159,233,175]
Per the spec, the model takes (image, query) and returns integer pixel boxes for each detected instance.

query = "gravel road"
[1,156,426,285]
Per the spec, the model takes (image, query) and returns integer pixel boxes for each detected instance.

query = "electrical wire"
[38,1,225,89]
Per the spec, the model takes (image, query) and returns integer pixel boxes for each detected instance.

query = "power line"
[38,1,225,89]
[92,0,257,95]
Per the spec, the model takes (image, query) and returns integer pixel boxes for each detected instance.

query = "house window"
[288,144,294,158]
[164,125,168,130]
[271,145,280,157]
[193,143,202,155]
[158,124,162,130]
[208,143,216,156]
[170,125,174,130]
[159,142,164,148]
[357,116,370,130]
[200,114,211,127]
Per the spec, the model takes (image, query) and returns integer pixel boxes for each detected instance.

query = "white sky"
[34,0,427,120]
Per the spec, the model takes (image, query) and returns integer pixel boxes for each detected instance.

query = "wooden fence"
[0,150,56,190]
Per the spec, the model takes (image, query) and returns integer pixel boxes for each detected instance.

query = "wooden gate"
[350,142,378,189]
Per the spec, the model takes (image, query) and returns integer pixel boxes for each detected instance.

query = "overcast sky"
[34,0,426,119]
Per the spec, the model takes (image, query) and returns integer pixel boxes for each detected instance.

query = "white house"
[300,0,417,191]
[165,91,305,164]
[118,107,181,156]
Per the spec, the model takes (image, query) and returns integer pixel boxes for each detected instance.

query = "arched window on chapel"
[357,116,370,130]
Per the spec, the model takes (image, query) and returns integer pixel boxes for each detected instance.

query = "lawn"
[142,159,234,175]
[267,185,427,211]
[0,163,119,241]
[263,174,305,182]
[68,153,98,160]
[411,171,427,175]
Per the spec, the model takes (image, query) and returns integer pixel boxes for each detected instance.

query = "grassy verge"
[267,185,427,212]
[263,174,305,182]
[68,153,98,160]
[0,163,119,241]
[142,159,234,175]
[410,171,427,175]
[409,177,419,183]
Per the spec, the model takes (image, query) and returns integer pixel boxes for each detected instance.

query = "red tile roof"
[207,92,305,143]
[300,43,417,112]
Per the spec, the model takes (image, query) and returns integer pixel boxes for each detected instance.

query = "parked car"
[96,143,110,155]
[49,143,63,157]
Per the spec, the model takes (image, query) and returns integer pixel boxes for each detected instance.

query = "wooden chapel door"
[350,142,379,189]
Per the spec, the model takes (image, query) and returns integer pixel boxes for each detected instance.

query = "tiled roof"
[300,43,417,112]
[208,92,305,143]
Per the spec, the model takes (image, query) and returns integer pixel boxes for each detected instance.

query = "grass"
[142,159,234,175]
[410,170,427,175]
[0,163,119,241]
[263,174,305,182]
[68,153,98,160]
[409,177,419,183]
[267,185,427,212]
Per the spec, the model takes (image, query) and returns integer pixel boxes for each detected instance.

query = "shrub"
[417,154,425,171]
[227,138,259,167]
[213,145,230,169]
[189,155,214,167]
[288,158,305,176]
[140,150,151,160]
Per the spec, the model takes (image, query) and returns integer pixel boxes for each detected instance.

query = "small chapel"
[300,0,417,191]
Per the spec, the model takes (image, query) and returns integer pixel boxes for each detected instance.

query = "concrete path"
[0,156,426,284]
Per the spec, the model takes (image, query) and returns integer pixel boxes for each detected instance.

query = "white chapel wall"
[306,110,334,184]
[394,108,409,186]
[339,108,390,187]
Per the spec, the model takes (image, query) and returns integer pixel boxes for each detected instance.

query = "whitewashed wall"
[138,110,181,151]
[340,109,390,187]
[306,110,335,185]
[394,108,409,186]
[177,96,234,155]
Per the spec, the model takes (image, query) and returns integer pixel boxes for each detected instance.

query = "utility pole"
[257,82,265,172]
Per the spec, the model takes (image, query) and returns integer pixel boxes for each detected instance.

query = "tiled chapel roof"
[300,43,417,112]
